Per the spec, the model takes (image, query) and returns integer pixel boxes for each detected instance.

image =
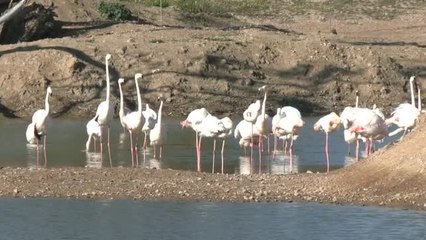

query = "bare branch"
[0,0,27,25]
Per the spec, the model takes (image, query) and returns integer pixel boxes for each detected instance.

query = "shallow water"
[0,116,400,173]
[0,198,425,240]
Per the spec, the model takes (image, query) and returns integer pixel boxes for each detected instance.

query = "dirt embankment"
[0,1,425,119]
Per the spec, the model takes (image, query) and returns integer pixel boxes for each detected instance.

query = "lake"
[0,116,401,174]
[0,198,424,240]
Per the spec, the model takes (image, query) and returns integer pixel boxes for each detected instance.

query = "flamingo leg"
[289,135,294,173]
[284,139,288,155]
[259,135,262,174]
[195,131,199,170]
[107,127,112,168]
[250,124,254,167]
[198,136,202,172]
[143,132,147,150]
[43,135,47,168]
[153,143,157,159]
[212,139,216,173]
[135,133,140,167]
[160,145,163,160]
[100,126,104,167]
[273,134,277,160]
[129,131,134,167]
[221,139,225,174]
[325,132,329,174]
[267,135,270,155]
[36,138,40,168]
[356,139,360,161]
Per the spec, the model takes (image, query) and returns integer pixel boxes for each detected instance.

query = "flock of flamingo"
[24,53,422,174]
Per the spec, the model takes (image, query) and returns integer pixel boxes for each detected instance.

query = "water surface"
[0,117,400,173]
[0,198,424,240]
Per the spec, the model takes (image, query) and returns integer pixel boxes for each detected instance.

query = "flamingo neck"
[135,77,142,113]
[158,100,163,124]
[261,90,267,118]
[118,83,124,116]
[410,79,415,106]
[44,89,50,114]
[418,86,422,111]
[105,57,110,104]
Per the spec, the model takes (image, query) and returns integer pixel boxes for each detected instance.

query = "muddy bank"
[0,23,423,119]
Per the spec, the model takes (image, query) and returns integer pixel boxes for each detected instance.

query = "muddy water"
[0,117,400,173]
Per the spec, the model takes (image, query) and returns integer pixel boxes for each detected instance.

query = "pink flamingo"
[122,73,144,167]
[180,108,209,172]
[313,112,341,174]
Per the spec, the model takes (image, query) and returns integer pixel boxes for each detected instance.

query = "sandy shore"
[1,166,425,211]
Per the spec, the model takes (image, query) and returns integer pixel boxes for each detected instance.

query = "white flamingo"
[313,112,341,174]
[386,76,421,138]
[274,106,304,170]
[122,73,144,167]
[118,78,131,131]
[243,98,262,161]
[142,103,157,150]
[234,119,260,155]
[149,96,166,159]
[180,107,209,172]
[85,116,101,152]
[212,117,233,174]
[26,86,52,168]
[94,53,114,167]
[253,85,272,172]
[197,114,229,173]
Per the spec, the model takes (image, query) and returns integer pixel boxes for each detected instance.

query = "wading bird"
[122,73,144,167]
[313,112,341,174]
[94,53,114,167]
[150,96,166,159]
[26,86,52,168]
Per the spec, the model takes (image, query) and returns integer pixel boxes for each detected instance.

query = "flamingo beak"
[180,120,189,128]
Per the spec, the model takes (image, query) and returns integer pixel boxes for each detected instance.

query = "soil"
[0,0,425,210]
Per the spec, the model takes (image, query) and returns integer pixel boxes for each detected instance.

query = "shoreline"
[1,167,425,211]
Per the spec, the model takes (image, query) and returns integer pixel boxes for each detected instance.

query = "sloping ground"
[324,114,426,208]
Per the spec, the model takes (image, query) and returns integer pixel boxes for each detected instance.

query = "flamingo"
[94,53,114,167]
[142,103,157,150]
[197,114,230,173]
[272,107,285,155]
[213,117,233,174]
[122,73,144,167]
[25,86,52,168]
[243,98,261,161]
[313,112,341,174]
[342,107,388,159]
[118,78,131,132]
[180,107,209,172]
[274,106,304,170]
[85,116,101,152]
[149,96,166,159]
[386,76,420,138]
[346,90,360,156]
[234,119,260,154]
[254,85,272,172]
